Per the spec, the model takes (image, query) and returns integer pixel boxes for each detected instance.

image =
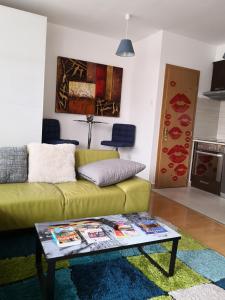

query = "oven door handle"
[196,150,223,157]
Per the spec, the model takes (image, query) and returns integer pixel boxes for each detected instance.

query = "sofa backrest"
[75,149,119,169]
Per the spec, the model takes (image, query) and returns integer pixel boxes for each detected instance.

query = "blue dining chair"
[101,123,136,151]
[42,119,79,145]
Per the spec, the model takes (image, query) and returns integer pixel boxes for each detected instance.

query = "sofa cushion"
[0,183,65,231]
[27,143,76,183]
[78,158,146,186]
[116,177,151,213]
[0,146,27,183]
[75,149,119,169]
[56,179,126,219]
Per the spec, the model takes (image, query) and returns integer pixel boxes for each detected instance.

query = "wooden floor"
[150,191,225,256]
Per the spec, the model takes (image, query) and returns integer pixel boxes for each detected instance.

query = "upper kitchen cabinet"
[211,60,225,91]
[203,60,225,100]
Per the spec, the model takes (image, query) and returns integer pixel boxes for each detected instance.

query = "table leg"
[46,261,56,300]
[168,239,179,276]
[138,238,180,277]
[35,237,43,275]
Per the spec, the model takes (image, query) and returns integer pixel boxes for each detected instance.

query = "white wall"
[215,44,225,62]
[44,23,134,154]
[128,31,163,179]
[149,31,217,182]
[194,97,220,139]
[0,5,47,146]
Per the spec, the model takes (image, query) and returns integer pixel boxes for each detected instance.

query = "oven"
[191,149,224,195]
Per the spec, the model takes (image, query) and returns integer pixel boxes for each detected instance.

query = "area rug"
[0,229,225,300]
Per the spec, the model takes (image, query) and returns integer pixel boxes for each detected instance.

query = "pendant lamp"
[116,13,135,57]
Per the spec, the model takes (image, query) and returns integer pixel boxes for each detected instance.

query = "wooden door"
[155,64,200,188]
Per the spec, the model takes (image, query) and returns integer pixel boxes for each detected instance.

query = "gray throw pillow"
[0,146,28,183]
[78,158,146,186]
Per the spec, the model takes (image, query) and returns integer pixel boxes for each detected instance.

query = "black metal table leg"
[36,236,43,277]
[168,238,179,276]
[138,237,180,277]
[36,236,56,300]
[46,261,56,300]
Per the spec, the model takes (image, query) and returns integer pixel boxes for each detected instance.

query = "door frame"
[155,64,200,188]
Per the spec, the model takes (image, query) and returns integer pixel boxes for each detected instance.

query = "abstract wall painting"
[55,56,123,117]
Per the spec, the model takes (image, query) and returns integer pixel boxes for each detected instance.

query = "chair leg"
[115,147,118,151]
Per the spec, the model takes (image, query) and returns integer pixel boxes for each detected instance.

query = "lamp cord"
[125,18,128,39]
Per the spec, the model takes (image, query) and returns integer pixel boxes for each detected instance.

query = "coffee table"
[35,212,181,300]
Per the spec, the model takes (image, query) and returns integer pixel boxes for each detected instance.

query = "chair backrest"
[112,123,136,145]
[42,119,60,142]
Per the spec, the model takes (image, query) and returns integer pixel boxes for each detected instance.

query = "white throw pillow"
[27,143,76,183]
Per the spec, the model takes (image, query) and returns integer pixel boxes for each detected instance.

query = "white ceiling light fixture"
[116,13,135,57]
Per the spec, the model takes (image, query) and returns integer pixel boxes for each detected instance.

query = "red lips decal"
[196,164,207,176]
[167,145,188,163]
[179,114,192,127]
[161,168,167,174]
[185,131,191,136]
[185,137,191,142]
[165,120,171,126]
[175,164,187,176]
[185,143,189,148]
[168,127,183,139]
[170,81,176,87]
[165,114,171,119]
[170,93,191,113]
[172,176,178,181]
[168,163,174,168]
[199,155,213,163]
[162,147,168,153]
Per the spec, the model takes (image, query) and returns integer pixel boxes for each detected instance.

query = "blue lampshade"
[116,39,135,57]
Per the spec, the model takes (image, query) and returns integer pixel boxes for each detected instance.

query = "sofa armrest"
[115,176,151,213]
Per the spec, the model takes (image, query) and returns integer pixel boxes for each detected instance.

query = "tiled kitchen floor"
[153,186,225,225]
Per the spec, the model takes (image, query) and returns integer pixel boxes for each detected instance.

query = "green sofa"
[0,149,151,231]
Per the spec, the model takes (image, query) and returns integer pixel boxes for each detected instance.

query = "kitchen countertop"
[193,138,225,146]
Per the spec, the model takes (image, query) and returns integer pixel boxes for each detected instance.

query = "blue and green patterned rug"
[0,228,225,300]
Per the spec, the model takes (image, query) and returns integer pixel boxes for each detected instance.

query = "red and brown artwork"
[169,93,191,113]
[55,56,123,117]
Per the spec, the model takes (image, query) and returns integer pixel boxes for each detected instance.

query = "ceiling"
[1,0,225,45]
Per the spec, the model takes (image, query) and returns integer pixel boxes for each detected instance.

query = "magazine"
[136,219,167,234]
[114,222,139,238]
[80,228,110,243]
[49,225,82,248]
